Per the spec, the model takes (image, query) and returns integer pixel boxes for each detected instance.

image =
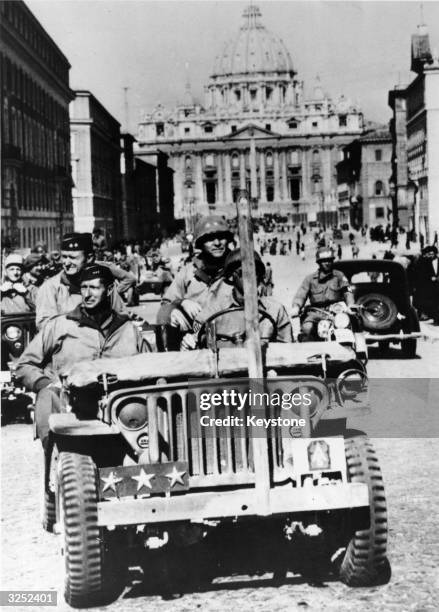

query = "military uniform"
[0,282,34,314]
[16,304,143,446]
[192,291,293,345]
[293,269,351,326]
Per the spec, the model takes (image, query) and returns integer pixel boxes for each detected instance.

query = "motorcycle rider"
[1,254,34,314]
[157,215,234,330]
[16,264,144,451]
[181,249,292,349]
[35,232,136,329]
[291,247,354,341]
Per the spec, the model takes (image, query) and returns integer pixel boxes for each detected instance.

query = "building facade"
[388,23,439,241]
[337,129,393,228]
[1,0,74,251]
[135,4,364,226]
[70,91,122,242]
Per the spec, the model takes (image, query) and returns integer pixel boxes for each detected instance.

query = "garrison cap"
[79,264,113,286]
[316,247,335,262]
[61,232,93,253]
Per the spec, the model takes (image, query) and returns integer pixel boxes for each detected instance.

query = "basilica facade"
[136,4,365,227]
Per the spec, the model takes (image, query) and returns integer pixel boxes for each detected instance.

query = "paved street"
[1,248,439,611]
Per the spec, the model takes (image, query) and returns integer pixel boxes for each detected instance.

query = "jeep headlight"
[336,369,368,399]
[4,325,22,341]
[317,319,332,338]
[118,400,148,430]
[334,312,350,329]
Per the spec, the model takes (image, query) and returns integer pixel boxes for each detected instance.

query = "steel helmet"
[224,249,265,278]
[316,247,335,262]
[4,253,24,268]
[194,215,233,248]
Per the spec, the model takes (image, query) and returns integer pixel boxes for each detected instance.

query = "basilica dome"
[211,5,294,78]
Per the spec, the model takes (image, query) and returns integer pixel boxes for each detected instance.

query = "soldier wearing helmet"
[180,249,292,349]
[291,247,354,341]
[157,215,234,329]
[1,254,34,314]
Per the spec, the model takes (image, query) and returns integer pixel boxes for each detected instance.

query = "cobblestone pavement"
[2,249,438,611]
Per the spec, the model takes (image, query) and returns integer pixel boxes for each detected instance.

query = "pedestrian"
[352,242,360,259]
[264,261,274,296]
[300,242,305,261]
[337,244,342,260]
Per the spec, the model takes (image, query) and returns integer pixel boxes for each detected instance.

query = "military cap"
[61,232,93,253]
[79,264,113,286]
[4,253,24,268]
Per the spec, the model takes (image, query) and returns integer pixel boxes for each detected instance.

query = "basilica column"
[281,150,289,202]
[301,148,311,200]
[195,153,206,214]
[240,150,246,189]
[259,151,266,205]
[224,153,232,205]
[250,137,258,199]
[217,151,224,205]
[273,149,281,202]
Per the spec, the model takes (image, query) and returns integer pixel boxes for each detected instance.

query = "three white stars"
[101,466,186,493]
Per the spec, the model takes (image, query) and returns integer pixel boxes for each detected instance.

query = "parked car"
[1,311,36,422]
[335,259,421,357]
[43,325,389,607]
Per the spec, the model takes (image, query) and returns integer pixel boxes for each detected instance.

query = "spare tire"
[357,293,398,331]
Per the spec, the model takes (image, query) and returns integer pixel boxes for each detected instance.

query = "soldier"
[291,247,354,340]
[16,264,144,451]
[181,249,292,349]
[157,215,234,330]
[1,254,34,314]
[35,232,136,329]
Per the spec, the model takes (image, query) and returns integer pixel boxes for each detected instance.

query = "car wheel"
[401,338,417,358]
[338,437,390,587]
[357,293,398,331]
[58,452,124,608]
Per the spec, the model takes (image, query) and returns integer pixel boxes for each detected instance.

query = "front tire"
[58,452,123,608]
[339,437,390,587]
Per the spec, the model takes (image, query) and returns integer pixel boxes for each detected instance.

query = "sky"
[26,0,439,133]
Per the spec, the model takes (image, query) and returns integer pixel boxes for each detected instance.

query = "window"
[312,121,318,128]
[184,127,190,135]
[205,153,215,166]
[266,185,274,202]
[265,124,271,131]
[231,154,239,168]
[234,89,241,102]
[204,125,213,133]
[231,125,237,133]
[155,122,164,136]
[312,150,320,162]
[376,207,385,218]
[339,115,347,127]
[185,155,192,170]
[265,86,273,101]
[375,149,382,161]
[290,178,301,201]
[250,89,257,101]
[206,182,216,204]
[288,120,298,129]
[290,150,299,165]
[266,152,273,167]
[375,180,384,196]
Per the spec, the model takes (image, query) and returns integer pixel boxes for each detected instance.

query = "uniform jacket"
[157,254,232,323]
[16,306,143,392]
[413,257,439,299]
[35,262,134,329]
[194,291,293,343]
[293,269,351,309]
[0,282,34,314]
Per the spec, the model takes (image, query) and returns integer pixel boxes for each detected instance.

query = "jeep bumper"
[97,483,369,527]
[365,331,422,342]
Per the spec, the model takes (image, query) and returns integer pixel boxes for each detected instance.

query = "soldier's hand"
[181,299,202,319]
[290,305,300,318]
[170,308,192,331]
[181,333,197,351]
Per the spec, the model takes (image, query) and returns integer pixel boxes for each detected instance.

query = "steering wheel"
[196,306,278,347]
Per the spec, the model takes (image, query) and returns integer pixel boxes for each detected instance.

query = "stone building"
[388,23,439,241]
[70,90,122,242]
[336,129,393,229]
[1,0,74,251]
[120,133,159,240]
[135,4,364,227]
